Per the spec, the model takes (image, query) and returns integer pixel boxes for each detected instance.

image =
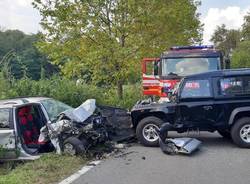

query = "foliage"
[0,30,57,80]
[210,12,250,69]
[33,0,202,98]
[242,13,250,40]
[0,72,11,99]
[231,41,250,68]
[210,24,241,57]
[0,76,142,109]
[0,153,86,184]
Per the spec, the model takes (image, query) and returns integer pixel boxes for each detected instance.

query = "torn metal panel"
[159,137,202,155]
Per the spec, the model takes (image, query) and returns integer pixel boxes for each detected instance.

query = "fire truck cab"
[142,45,229,97]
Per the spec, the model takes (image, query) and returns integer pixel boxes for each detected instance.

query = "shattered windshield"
[162,57,220,77]
[41,99,73,121]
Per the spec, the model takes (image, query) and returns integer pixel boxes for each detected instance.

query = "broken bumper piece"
[159,137,202,155]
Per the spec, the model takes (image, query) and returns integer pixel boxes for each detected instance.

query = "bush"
[0,76,143,109]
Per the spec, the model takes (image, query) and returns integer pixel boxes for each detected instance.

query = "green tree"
[33,0,202,98]
[231,13,250,68]
[210,24,241,57]
[0,30,57,80]
[242,12,250,40]
[231,41,250,68]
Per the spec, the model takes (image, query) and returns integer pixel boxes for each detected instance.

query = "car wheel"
[63,137,86,156]
[217,130,231,139]
[231,117,250,148]
[136,116,163,147]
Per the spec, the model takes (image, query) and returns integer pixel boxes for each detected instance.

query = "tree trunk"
[117,81,123,99]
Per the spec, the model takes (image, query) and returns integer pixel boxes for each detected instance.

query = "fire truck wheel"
[136,116,163,147]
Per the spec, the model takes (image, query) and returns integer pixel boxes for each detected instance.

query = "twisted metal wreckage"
[0,99,201,161]
[0,99,134,160]
[38,99,135,156]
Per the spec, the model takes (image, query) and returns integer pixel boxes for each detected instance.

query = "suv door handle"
[203,105,213,110]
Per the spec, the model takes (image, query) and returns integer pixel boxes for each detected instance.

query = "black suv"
[131,69,250,148]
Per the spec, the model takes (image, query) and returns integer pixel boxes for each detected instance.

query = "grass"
[0,153,87,184]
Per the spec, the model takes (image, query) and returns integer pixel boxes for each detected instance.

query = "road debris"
[159,137,202,155]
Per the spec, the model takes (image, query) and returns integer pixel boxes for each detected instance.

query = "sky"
[0,0,250,44]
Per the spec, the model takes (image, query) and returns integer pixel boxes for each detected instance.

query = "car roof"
[0,97,51,108]
[185,68,250,79]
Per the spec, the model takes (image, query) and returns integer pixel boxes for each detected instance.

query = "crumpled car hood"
[60,99,96,122]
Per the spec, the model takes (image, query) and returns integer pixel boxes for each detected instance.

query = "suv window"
[181,79,211,98]
[0,108,11,128]
[219,76,250,96]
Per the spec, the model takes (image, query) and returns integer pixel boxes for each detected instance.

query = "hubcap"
[142,124,159,142]
[240,124,250,143]
[64,143,76,155]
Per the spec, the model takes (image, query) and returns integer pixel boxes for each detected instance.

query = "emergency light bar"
[170,45,214,50]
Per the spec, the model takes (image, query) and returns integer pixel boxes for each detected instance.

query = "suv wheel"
[217,130,231,139]
[136,116,163,147]
[231,117,250,148]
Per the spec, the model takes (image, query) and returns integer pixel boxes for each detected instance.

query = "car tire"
[136,116,163,147]
[231,117,250,148]
[217,130,231,139]
[63,137,86,156]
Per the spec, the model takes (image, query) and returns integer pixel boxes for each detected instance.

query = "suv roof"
[0,97,51,108]
[185,68,250,80]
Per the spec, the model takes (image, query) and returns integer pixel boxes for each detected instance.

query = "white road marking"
[58,160,101,184]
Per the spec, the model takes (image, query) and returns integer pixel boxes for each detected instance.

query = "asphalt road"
[73,132,250,184]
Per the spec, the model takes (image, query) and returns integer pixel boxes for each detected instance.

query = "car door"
[177,78,218,129]
[13,103,49,142]
[0,108,18,159]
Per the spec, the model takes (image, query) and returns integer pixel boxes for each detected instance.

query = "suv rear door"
[0,108,18,159]
[213,75,250,125]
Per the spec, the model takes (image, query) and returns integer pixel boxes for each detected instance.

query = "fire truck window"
[162,57,219,77]
[0,108,11,129]
[181,79,211,98]
[219,76,250,96]
[176,59,208,76]
[145,62,155,75]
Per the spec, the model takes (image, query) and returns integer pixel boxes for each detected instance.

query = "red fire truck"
[142,45,229,97]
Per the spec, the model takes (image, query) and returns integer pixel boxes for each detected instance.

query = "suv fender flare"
[229,107,250,125]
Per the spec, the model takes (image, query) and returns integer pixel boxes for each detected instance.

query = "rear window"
[0,108,11,128]
[219,76,250,96]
